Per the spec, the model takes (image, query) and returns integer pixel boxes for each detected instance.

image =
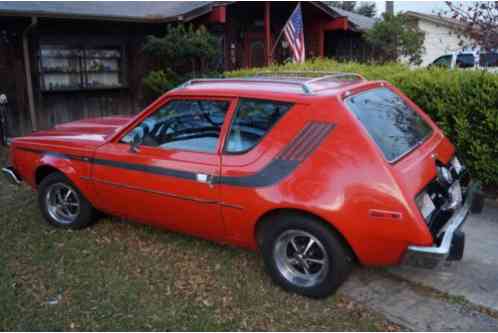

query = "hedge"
[225,59,498,186]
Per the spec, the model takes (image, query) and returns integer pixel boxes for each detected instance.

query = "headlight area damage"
[404,156,482,269]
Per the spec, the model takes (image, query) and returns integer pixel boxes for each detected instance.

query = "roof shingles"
[329,6,377,31]
[0,1,213,22]
[0,1,376,31]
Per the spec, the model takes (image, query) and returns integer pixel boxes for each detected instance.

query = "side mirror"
[129,133,142,153]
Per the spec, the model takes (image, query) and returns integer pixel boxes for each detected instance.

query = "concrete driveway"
[339,203,498,331]
[391,203,498,311]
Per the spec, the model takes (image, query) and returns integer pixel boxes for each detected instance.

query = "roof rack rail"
[181,71,365,95]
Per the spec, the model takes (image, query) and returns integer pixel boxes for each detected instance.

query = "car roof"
[170,73,370,101]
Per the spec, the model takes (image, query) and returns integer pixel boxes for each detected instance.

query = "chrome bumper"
[1,166,22,185]
[402,181,480,268]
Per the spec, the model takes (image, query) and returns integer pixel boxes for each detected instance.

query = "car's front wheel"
[38,172,96,229]
[260,214,353,298]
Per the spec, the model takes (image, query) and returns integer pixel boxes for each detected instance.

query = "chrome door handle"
[196,173,214,187]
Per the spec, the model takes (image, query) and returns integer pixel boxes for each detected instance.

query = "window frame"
[116,96,236,156]
[222,98,294,156]
[38,43,127,92]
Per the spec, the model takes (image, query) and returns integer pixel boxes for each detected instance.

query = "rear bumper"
[402,180,480,269]
[1,166,22,185]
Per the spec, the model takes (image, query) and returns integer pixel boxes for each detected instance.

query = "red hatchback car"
[3,73,481,298]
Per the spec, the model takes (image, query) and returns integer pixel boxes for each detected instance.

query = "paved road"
[339,203,498,331]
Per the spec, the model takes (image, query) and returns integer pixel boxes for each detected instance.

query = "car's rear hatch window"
[345,87,433,162]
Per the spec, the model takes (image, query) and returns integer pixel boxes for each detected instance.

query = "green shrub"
[142,24,221,100]
[142,69,179,102]
[226,59,498,185]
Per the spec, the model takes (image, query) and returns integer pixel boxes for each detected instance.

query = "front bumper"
[1,166,22,185]
[402,180,480,269]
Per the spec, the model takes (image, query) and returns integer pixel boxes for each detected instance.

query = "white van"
[430,52,498,73]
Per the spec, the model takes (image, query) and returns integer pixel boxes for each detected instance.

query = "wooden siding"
[1,19,159,137]
[1,3,373,138]
[0,17,32,137]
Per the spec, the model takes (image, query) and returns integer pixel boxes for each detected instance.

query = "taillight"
[415,190,436,221]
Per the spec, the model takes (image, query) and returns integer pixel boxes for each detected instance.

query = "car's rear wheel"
[38,172,96,229]
[260,214,353,298]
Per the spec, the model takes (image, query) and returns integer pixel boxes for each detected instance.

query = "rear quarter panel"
[221,96,433,266]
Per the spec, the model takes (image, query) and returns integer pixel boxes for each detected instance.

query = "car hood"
[13,115,134,149]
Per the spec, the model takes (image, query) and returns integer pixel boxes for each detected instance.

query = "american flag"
[283,4,305,64]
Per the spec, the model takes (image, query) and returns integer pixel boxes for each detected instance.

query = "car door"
[219,98,295,244]
[92,97,235,241]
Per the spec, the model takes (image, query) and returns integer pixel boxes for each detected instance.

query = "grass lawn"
[0,147,399,331]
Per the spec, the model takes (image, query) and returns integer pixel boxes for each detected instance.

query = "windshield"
[432,55,452,68]
[345,87,433,162]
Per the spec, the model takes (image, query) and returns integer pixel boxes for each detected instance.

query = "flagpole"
[270,2,300,57]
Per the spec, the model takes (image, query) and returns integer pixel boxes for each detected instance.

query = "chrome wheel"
[45,182,80,225]
[273,230,329,288]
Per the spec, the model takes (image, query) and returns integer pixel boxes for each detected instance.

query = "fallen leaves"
[0,146,401,331]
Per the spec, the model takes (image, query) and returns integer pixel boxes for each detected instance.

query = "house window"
[39,45,126,92]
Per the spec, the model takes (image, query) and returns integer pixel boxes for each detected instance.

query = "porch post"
[264,1,272,65]
[22,17,38,131]
[319,21,325,57]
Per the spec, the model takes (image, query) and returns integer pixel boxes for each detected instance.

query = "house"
[404,11,475,66]
[0,1,375,137]
[325,6,376,61]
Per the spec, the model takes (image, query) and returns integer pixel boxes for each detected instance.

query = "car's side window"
[480,53,498,68]
[456,54,475,68]
[121,99,230,153]
[224,99,293,154]
[432,55,452,68]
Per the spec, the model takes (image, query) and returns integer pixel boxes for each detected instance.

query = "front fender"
[38,153,80,183]
[36,152,96,205]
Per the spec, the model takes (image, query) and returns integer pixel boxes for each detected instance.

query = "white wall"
[416,19,473,66]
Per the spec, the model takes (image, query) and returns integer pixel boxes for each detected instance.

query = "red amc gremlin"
[2,73,482,298]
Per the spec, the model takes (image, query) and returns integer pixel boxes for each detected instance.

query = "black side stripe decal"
[277,122,335,161]
[17,122,335,188]
[92,157,198,182]
[216,159,300,187]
